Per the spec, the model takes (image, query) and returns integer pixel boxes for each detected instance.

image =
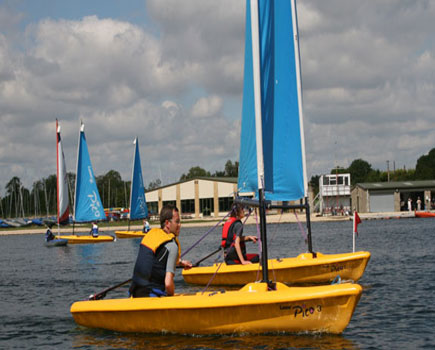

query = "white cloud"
[191,95,222,118]
[0,0,434,195]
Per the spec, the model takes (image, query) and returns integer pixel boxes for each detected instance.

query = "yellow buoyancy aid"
[140,228,181,263]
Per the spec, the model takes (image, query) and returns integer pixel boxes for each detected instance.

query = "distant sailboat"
[115,137,149,238]
[56,122,114,244]
[71,1,362,335]
[44,119,69,247]
[57,119,70,225]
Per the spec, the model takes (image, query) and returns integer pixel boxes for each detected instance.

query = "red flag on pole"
[353,211,362,236]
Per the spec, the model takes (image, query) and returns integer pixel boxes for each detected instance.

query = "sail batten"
[238,0,306,202]
[73,122,105,222]
[129,137,148,220]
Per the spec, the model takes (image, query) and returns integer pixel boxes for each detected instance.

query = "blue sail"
[74,124,106,222]
[129,138,148,220]
[238,0,306,201]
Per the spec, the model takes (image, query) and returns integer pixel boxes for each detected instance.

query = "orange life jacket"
[221,217,240,249]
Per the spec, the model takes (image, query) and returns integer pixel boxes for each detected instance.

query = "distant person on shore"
[407,198,412,212]
[417,197,422,211]
[129,205,192,298]
[143,218,151,233]
[90,222,99,238]
[222,203,259,265]
[45,225,55,242]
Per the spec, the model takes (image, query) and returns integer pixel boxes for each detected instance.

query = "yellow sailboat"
[71,282,362,334]
[56,234,114,244]
[56,122,114,244]
[54,120,114,244]
[181,0,371,290]
[183,251,370,286]
[70,0,363,334]
[114,230,145,239]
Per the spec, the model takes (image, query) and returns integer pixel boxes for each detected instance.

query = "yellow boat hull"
[115,230,145,239]
[71,282,362,334]
[182,251,370,286]
[55,235,114,244]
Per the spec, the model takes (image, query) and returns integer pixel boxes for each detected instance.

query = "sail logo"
[280,304,322,318]
[88,191,102,217]
[137,196,147,213]
[322,264,345,273]
[88,166,94,184]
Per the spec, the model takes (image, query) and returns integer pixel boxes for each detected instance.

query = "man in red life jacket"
[222,204,259,265]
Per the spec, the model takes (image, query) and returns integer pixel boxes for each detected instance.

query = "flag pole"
[352,211,361,253]
[353,213,356,253]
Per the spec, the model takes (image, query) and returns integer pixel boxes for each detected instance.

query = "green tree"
[390,168,415,181]
[224,160,239,177]
[309,175,320,196]
[147,179,162,190]
[179,166,211,181]
[347,159,373,185]
[97,170,126,208]
[329,166,347,175]
[415,148,435,180]
[5,176,23,217]
[212,170,226,177]
[5,176,22,196]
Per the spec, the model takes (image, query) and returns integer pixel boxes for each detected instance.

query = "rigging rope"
[294,210,308,247]
[200,208,254,292]
[180,210,231,259]
[263,208,284,284]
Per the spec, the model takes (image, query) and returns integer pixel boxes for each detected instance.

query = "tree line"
[2,149,434,219]
[309,148,435,195]
[0,160,239,219]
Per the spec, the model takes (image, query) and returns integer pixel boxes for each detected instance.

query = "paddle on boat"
[70,0,363,335]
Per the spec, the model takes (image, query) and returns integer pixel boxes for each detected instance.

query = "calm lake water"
[1,217,434,349]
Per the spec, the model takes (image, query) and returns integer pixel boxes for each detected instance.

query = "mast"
[250,0,270,285]
[291,0,314,255]
[127,138,137,230]
[129,138,137,214]
[292,0,308,198]
[44,179,49,217]
[56,118,60,236]
[73,121,83,222]
[56,119,60,234]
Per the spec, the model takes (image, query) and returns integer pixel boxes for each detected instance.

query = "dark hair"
[230,203,244,218]
[160,205,179,228]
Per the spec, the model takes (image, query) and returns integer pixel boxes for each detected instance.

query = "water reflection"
[72,331,359,350]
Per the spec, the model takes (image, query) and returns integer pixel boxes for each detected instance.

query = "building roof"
[145,176,237,193]
[355,180,435,191]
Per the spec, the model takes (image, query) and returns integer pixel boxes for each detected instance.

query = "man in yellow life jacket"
[129,205,192,297]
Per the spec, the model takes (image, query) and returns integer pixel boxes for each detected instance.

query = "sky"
[0,0,434,196]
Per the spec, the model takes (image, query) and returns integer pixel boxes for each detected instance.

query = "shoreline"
[0,211,416,236]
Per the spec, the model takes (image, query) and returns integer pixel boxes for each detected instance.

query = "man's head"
[160,205,181,236]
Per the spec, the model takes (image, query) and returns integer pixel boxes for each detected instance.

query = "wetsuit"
[45,229,55,242]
